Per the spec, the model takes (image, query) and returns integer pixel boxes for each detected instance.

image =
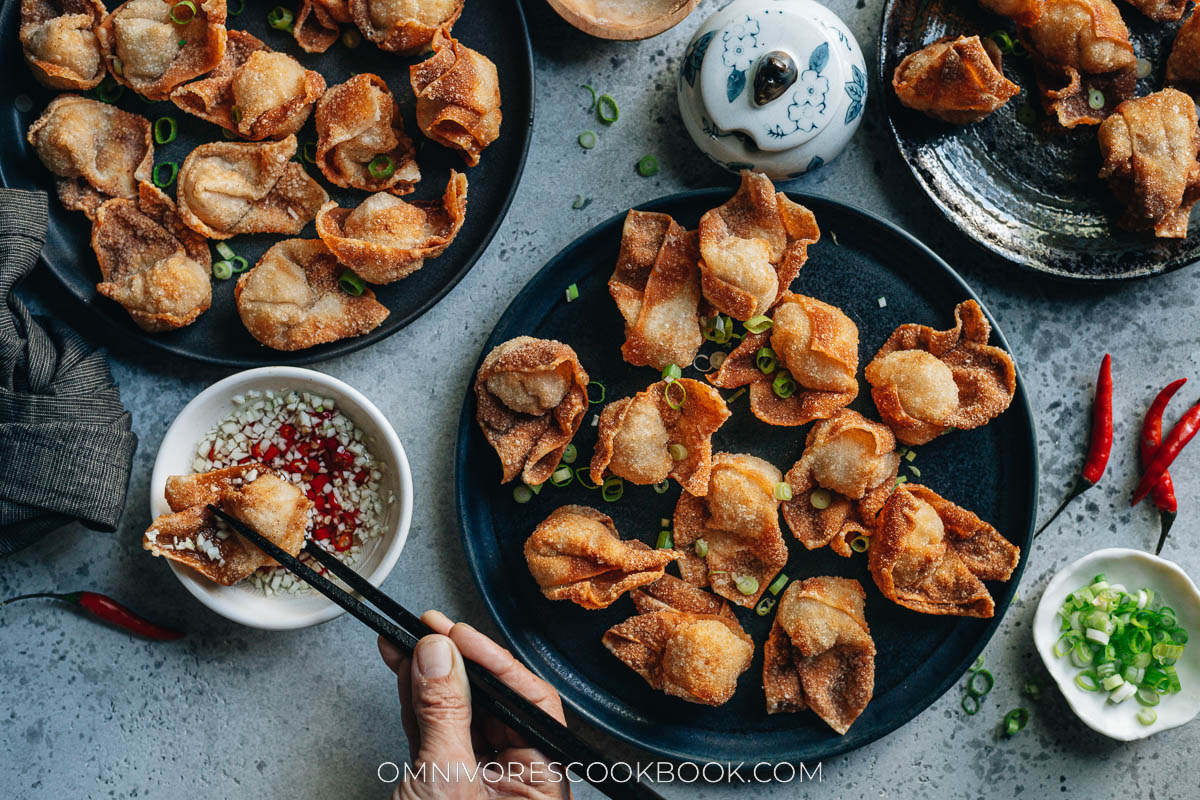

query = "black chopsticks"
[207,505,666,800]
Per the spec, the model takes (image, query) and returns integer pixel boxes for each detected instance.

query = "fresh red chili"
[1081,354,1113,484]
[1141,379,1185,514]
[1,591,184,640]
[1132,397,1200,506]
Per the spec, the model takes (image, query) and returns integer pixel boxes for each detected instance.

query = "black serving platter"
[0,0,533,365]
[455,188,1039,764]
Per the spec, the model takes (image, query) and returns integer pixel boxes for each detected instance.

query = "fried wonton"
[410,31,502,167]
[979,0,1044,25]
[20,0,107,90]
[97,0,227,101]
[314,73,421,195]
[91,181,211,332]
[865,300,1015,446]
[763,577,875,734]
[350,0,463,54]
[672,453,790,608]
[314,172,467,283]
[782,410,900,557]
[609,211,704,372]
[170,30,325,140]
[697,171,820,321]
[1098,89,1200,239]
[1123,0,1188,21]
[176,135,329,239]
[893,36,1020,124]
[294,0,351,53]
[870,484,1019,617]
[1168,12,1200,98]
[590,379,730,496]
[1023,0,1136,127]
[709,293,858,427]
[630,574,736,619]
[27,94,153,219]
[524,505,679,610]
[234,238,389,351]
[144,465,312,586]
[475,336,590,486]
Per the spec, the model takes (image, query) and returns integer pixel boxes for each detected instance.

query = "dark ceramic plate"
[455,189,1039,764]
[0,0,532,365]
[880,0,1200,280]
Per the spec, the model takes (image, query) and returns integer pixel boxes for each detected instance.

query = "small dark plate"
[880,0,1200,280]
[455,189,1039,764]
[0,0,533,365]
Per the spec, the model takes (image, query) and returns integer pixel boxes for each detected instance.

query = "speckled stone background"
[4,1,1199,797]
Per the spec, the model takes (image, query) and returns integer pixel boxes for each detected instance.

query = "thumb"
[409,635,477,779]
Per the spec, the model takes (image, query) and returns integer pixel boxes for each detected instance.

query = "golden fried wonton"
[709,292,858,427]
[865,299,1015,446]
[1167,13,1200,98]
[27,94,153,219]
[97,0,227,101]
[697,171,820,321]
[234,238,389,351]
[294,0,351,53]
[524,505,679,610]
[409,31,502,167]
[782,410,899,557]
[349,0,463,54]
[630,574,736,619]
[315,73,421,195]
[978,0,1044,25]
[870,484,1020,618]
[176,135,329,239]
[1123,0,1188,21]
[763,577,876,734]
[20,0,107,90]
[314,172,467,283]
[609,210,704,372]
[892,36,1020,124]
[475,336,590,486]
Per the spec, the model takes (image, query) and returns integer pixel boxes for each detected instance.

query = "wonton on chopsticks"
[294,0,351,53]
[314,73,421,195]
[97,0,227,101]
[349,0,463,54]
[892,36,1020,124]
[409,31,501,167]
[20,0,107,90]
[1167,12,1200,98]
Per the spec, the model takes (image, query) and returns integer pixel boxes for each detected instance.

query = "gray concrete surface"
[3,0,1199,797]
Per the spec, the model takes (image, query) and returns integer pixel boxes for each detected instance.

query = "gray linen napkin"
[0,188,138,557]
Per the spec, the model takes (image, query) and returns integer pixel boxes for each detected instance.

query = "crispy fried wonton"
[20,0,107,90]
[697,171,820,321]
[315,73,421,195]
[409,31,501,167]
[234,238,389,351]
[709,292,858,427]
[1167,13,1200,98]
[176,135,329,239]
[979,0,1044,25]
[870,484,1019,618]
[763,577,876,734]
[630,574,736,619]
[865,300,1015,446]
[349,0,463,54]
[892,36,1020,124]
[27,94,153,219]
[475,336,590,486]
[91,182,211,332]
[590,379,730,496]
[294,0,351,53]
[782,410,899,557]
[314,172,467,283]
[97,0,227,101]
[524,505,679,610]
[170,30,324,140]
[609,210,704,372]
[672,453,790,608]
[1123,0,1187,21]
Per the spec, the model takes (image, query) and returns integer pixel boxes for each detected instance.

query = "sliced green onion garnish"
[895,475,909,486]
[338,269,365,296]
[1137,707,1157,725]
[153,161,178,188]
[726,387,746,404]
[528,482,544,495]
[636,155,659,177]
[702,314,733,344]
[580,84,596,111]
[550,466,573,487]
[586,381,604,404]
[368,155,394,179]
[1024,681,1041,700]
[170,0,197,25]
[1136,687,1160,706]
[772,370,796,399]
[661,363,682,382]
[1088,88,1105,111]
[578,130,597,149]
[694,538,708,558]
[1003,708,1029,736]
[653,479,670,494]
[302,141,318,164]
[229,0,244,14]
[668,443,688,461]
[970,655,985,672]
[849,535,870,553]
[154,116,177,144]
[656,530,674,549]
[909,466,922,478]
[773,482,792,502]
[755,597,776,616]
[513,485,533,504]
[1075,671,1099,691]
[96,77,124,104]
[572,195,589,210]
[597,94,618,124]
[575,468,599,489]
[767,574,788,595]
[565,283,579,302]
[734,575,759,596]
[342,28,361,48]
[961,695,980,715]
[755,347,778,375]
[905,449,916,462]
[215,242,236,261]
[212,260,233,280]
[601,476,624,502]
[229,255,249,273]
[967,669,994,697]
[710,351,728,370]
[809,488,832,510]
[268,5,295,31]
[744,315,773,334]
[990,30,1014,55]
[561,444,577,465]
[664,380,686,410]
[231,105,243,125]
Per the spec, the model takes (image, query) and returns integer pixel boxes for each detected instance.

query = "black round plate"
[880,0,1200,280]
[0,0,533,365]
[455,189,1039,764]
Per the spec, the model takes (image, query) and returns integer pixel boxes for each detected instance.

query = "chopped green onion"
[601,476,624,502]
[587,381,605,404]
[561,444,577,465]
[970,655,985,672]
[580,84,597,111]
[170,1,197,25]
[656,530,674,550]
[990,30,1014,55]
[575,468,599,489]
[755,347,778,375]
[578,130,597,149]
[231,105,243,125]
[1136,687,1160,706]
[909,466,922,478]
[368,155,395,180]
[572,195,589,210]
[667,443,688,461]
[895,475,909,486]
[636,155,659,177]
[664,380,687,410]
[342,28,361,48]
[702,314,734,344]
[772,371,796,399]
[734,575,759,596]
[660,518,670,528]
[653,479,670,494]
[215,242,236,261]
[96,77,124,104]
[550,466,573,487]
[1137,707,1157,725]
[565,283,579,302]
[338,269,365,296]
[661,363,682,382]
[767,574,788,595]
[1075,671,1099,692]
[1088,88,1105,111]
[967,669,994,697]
[14,95,33,113]
[773,482,792,501]
[229,0,245,14]
[694,538,708,558]
[849,535,870,553]
[153,161,178,188]
[1024,681,1041,700]
[229,256,249,273]
[1101,673,1125,691]
[725,387,747,404]
[961,695,980,714]
[302,141,318,164]
[809,489,832,510]
[153,116,177,144]
[1153,642,1184,660]
[1003,708,1030,736]
[597,94,618,124]
[755,597,777,616]
[267,5,294,31]
[212,260,233,280]
[513,485,533,504]
[744,315,773,334]
[905,449,917,462]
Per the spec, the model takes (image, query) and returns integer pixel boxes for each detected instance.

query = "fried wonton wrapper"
[410,31,502,167]
[630,574,736,619]
[697,171,820,321]
[979,0,1044,25]
[27,95,153,219]
[892,36,1020,124]
[350,0,463,54]
[170,30,325,140]
[709,293,858,427]
[1167,12,1200,98]
[672,453,790,608]
[609,211,704,371]
[294,0,351,53]
[524,505,679,610]
[590,379,730,496]
[314,172,467,284]
[176,135,329,239]
[782,410,899,557]
[763,577,875,734]
[1123,0,1187,21]
[97,0,227,101]
[1023,0,1136,127]
[235,239,389,351]
[865,300,1015,446]
[315,73,421,195]
[20,0,107,90]
[1098,90,1200,239]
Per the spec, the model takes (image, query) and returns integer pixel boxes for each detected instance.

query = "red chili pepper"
[1132,396,1200,506]
[1142,380,1185,555]
[1,591,184,640]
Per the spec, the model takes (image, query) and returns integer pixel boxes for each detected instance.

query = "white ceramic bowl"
[1033,548,1200,740]
[150,367,413,630]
